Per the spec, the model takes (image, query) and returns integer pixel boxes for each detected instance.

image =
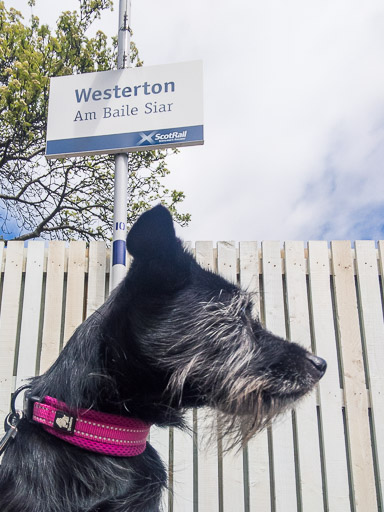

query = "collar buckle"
[23,393,42,422]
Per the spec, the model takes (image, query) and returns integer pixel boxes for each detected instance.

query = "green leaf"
[0,0,189,241]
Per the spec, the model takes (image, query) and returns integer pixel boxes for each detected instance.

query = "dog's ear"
[126,205,188,293]
[126,205,177,259]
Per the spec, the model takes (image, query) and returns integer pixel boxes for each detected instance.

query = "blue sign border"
[46,125,203,158]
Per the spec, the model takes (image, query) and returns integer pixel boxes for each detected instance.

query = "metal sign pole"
[111,0,132,292]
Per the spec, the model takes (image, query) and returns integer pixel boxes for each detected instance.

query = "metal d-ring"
[10,384,32,416]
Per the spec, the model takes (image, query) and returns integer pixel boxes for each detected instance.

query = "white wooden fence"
[0,240,383,512]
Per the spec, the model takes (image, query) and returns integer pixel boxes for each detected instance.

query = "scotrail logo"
[137,129,188,146]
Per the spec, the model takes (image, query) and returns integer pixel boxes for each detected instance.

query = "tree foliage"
[0,0,189,241]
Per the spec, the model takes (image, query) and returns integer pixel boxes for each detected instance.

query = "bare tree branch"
[0,1,190,241]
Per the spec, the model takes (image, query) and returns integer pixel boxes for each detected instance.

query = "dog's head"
[111,205,326,442]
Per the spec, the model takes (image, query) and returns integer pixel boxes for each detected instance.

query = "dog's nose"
[306,354,327,377]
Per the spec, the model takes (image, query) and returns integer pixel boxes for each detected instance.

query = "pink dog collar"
[31,396,151,457]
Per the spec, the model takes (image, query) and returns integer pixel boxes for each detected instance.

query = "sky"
[4,0,384,242]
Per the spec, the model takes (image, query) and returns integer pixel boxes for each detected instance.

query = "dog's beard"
[165,347,320,451]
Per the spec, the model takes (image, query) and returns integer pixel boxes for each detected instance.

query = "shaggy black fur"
[0,205,326,512]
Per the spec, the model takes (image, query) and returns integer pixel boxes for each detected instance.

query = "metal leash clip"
[0,410,24,456]
[0,384,31,456]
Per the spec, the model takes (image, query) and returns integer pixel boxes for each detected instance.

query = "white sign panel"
[46,61,203,159]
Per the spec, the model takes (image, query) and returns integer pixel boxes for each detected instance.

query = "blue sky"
[3,0,384,243]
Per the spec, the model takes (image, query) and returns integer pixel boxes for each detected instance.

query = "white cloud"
[288,111,384,240]
[6,0,384,242]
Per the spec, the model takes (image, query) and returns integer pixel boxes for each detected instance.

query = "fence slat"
[217,242,237,284]
[39,241,66,374]
[150,426,170,511]
[262,241,297,512]
[331,241,376,511]
[218,241,246,512]
[0,242,24,421]
[173,410,194,512]
[15,241,45,388]
[355,241,384,508]
[63,241,86,344]
[0,241,4,275]
[86,241,107,318]
[307,241,350,511]
[195,241,220,511]
[285,241,323,511]
[240,242,272,512]
[239,241,260,319]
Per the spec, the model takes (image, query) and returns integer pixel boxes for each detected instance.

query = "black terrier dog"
[0,205,326,512]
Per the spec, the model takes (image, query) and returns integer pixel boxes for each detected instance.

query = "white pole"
[111,0,132,292]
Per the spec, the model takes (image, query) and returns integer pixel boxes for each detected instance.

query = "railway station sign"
[46,60,204,159]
